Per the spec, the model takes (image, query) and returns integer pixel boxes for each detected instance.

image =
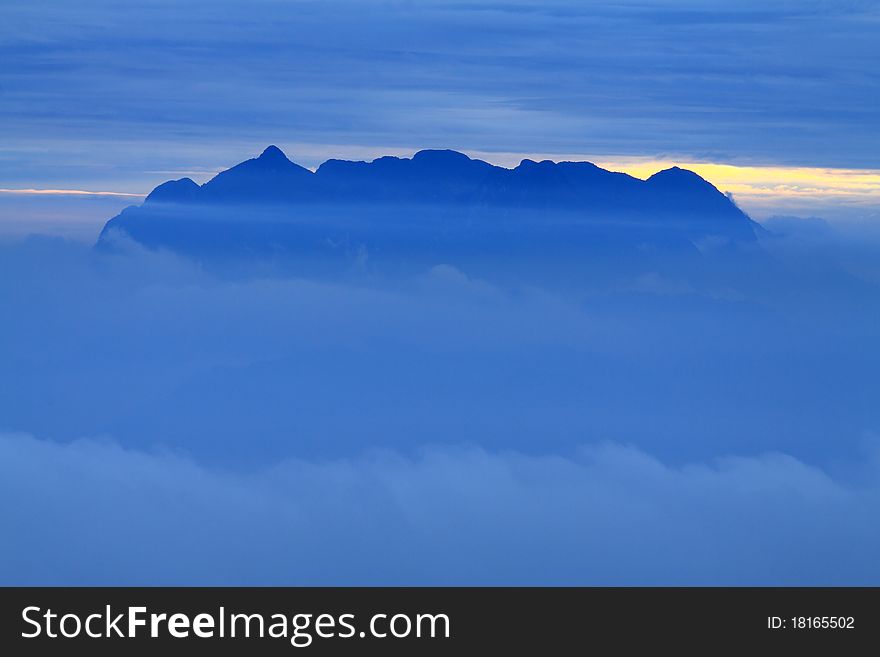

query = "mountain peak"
[144,177,200,204]
[648,166,706,184]
[258,145,289,162]
[412,149,471,163]
[517,158,556,169]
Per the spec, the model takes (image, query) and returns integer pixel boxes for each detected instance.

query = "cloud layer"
[2,232,880,583]
[3,234,879,466]
[1,1,878,189]
[2,431,878,585]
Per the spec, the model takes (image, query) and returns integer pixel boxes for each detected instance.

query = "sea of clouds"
[2,227,879,584]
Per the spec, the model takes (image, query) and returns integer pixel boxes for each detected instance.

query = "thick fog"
[1,221,879,584]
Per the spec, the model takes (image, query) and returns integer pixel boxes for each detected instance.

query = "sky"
[1,0,879,239]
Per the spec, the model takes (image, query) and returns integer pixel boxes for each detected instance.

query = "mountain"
[97,145,761,276]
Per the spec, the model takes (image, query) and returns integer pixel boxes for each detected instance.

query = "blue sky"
[1,0,879,237]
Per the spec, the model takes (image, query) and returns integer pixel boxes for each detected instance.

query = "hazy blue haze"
[1,204,880,583]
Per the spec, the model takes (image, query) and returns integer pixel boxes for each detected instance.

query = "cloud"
[1,431,878,585]
[2,235,880,466]
[2,234,880,583]
[1,0,878,202]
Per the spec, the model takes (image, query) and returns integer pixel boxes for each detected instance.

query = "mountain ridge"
[99,145,761,266]
[138,146,738,212]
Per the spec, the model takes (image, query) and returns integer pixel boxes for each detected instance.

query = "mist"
[1,220,880,583]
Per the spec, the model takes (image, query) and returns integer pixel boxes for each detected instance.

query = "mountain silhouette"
[98,145,761,276]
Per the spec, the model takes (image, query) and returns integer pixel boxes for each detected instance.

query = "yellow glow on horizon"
[3,157,880,216]
[592,159,880,205]
[460,148,880,215]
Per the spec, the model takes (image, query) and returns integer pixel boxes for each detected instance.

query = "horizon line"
[0,188,146,198]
